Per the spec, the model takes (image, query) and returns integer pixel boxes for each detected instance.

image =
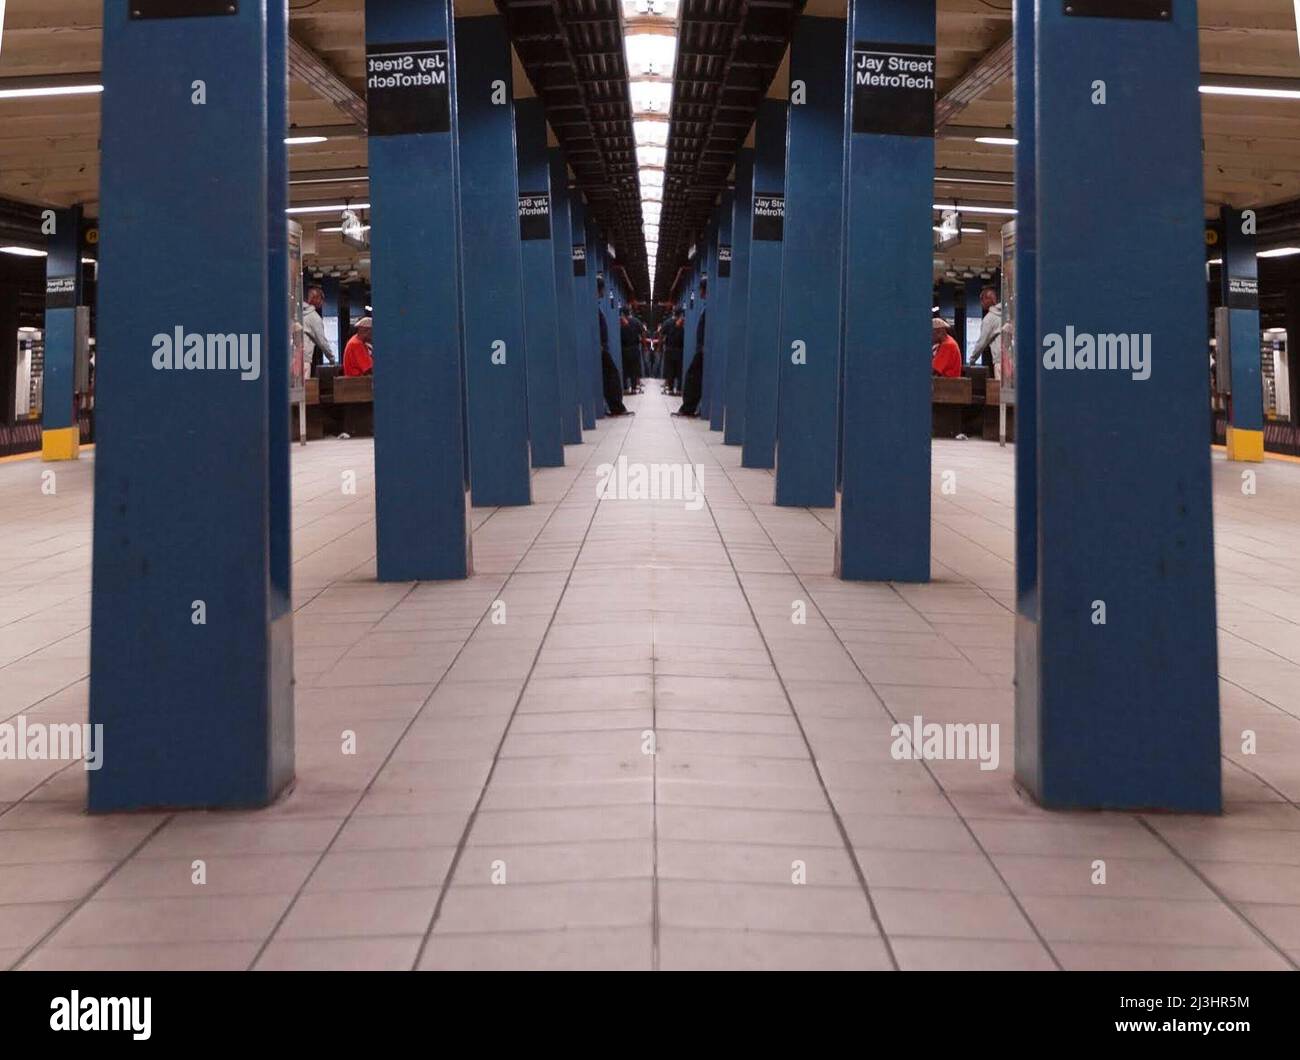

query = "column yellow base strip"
[1225,427,1265,463]
[41,427,82,462]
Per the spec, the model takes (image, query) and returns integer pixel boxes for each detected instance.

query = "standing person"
[674,298,707,417]
[662,307,685,396]
[619,308,642,395]
[342,317,374,377]
[967,286,1002,376]
[303,286,336,373]
[598,288,631,416]
[932,317,961,378]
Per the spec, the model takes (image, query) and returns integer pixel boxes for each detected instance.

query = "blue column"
[1220,206,1265,461]
[937,281,957,345]
[741,98,787,469]
[41,205,84,461]
[549,149,583,444]
[681,260,700,391]
[455,15,531,504]
[836,0,934,581]
[586,214,607,415]
[1012,0,1041,797]
[267,0,293,682]
[515,98,564,466]
[775,14,846,507]
[1015,0,1219,812]
[594,233,619,392]
[724,148,754,445]
[707,192,734,430]
[90,0,293,811]
[569,195,597,428]
[367,0,471,579]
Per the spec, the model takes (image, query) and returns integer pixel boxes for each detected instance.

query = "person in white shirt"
[968,286,1002,376]
[302,286,335,373]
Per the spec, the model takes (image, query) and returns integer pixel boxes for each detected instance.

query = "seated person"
[342,317,374,377]
[931,317,961,378]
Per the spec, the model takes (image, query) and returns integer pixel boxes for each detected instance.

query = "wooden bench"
[291,378,327,441]
[332,375,374,437]
[932,377,972,404]
[982,380,1016,441]
[932,376,973,437]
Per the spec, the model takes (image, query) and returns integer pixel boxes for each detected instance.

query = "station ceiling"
[1,0,1298,295]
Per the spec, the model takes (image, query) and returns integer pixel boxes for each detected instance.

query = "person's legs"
[602,350,629,414]
[676,349,704,416]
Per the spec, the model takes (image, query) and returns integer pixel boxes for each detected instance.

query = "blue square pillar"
[515,97,565,467]
[267,0,294,669]
[41,205,85,462]
[836,0,934,581]
[587,214,609,415]
[549,149,584,445]
[1220,205,1265,462]
[454,14,532,504]
[775,13,847,508]
[569,195,597,428]
[1015,0,1220,812]
[723,148,754,446]
[90,0,294,811]
[366,0,471,580]
[706,191,734,431]
[742,98,787,469]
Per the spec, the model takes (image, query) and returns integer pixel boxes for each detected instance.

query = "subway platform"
[1,390,1298,972]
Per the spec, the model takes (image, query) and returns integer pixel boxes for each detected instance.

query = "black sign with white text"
[366,41,450,137]
[572,244,587,276]
[1228,276,1259,311]
[852,41,935,137]
[518,192,551,240]
[46,276,76,310]
[717,244,732,277]
[752,194,784,242]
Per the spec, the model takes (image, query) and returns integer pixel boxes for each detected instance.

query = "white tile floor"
[2,386,1299,970]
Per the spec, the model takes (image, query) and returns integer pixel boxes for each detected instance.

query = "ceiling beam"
[934,36,1013,130]
[288,34,368,131]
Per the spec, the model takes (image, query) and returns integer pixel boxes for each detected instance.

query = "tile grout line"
[247,439,602,968]
[1134,815,1299,970]
[703,423,1065,970]
[713,429,1300,970]
[409,415,638,970]
[10,814,175,970]
[666,410,901,971]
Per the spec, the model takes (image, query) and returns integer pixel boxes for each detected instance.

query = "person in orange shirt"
[931,317,962,378]
[342,317,373,377]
